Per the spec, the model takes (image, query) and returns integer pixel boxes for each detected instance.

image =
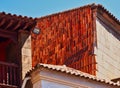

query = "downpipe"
[21,77,31,88]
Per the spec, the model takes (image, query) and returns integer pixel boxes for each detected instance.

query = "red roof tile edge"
[97,4,120,25]
[0,12,37,21]
[36,3,120,25]
[1,3,119,25]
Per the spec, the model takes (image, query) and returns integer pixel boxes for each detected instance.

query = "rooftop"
[27,63,120,87]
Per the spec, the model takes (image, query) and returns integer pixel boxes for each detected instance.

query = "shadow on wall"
[25,80,33,88]
[18,31,31,86]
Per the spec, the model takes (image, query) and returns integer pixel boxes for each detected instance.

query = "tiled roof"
[37,3,120,25]
[97,4,120,25]
[0,12,36,31]
[27,63,120,87]
[0,12,36,22]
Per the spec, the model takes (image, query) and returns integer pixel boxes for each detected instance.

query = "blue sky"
[0,0,120,19]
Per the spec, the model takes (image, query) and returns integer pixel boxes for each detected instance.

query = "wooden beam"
[22,23,29,30]
[0,18,6,27]
[13,21,21,31]
[0,29,17,43]
[5,20,14,30]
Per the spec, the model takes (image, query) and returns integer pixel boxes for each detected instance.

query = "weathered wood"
[0,83,17,88]
[0,61,18,67]
[0,29,17,43]
[0,12,36,32]
[0,61,18,87]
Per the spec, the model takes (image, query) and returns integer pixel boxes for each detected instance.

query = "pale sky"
[0,0,120,19]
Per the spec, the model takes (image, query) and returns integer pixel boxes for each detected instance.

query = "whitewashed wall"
[95,19,120,80]
[33,80,71,88]
[31,69,119,88]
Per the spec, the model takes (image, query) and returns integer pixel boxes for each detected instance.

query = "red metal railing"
[0,61,18,87]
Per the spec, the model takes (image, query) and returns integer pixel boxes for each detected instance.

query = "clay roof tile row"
[97,4,120,24]
[37,3,120,25]
[26,63,120,87]
[1,3,120,27]
[0,12,36,21]
[0,12,37,31]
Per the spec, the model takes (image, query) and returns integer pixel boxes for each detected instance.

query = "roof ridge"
[0,12,37,21]
[37,3,120,25]
[37,3,96,20]
[96,4,120,24]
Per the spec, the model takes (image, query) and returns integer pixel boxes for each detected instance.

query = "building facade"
[32,4,96,76]
[31,4,120,80]
[24,63,120,88]
[0,12,36,88]
[0,3,120,88]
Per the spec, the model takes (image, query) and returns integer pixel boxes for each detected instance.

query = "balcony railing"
[0,61,18,87]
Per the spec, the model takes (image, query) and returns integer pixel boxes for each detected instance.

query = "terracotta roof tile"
[97,4,120,25]
[27,63,120,87]
[0,12,37,31]
[0,12,36,21]
[37,3,120,25]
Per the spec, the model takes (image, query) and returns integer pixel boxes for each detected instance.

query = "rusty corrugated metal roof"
[27,63,120,87]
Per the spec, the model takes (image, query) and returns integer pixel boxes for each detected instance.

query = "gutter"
[21,77,31,88]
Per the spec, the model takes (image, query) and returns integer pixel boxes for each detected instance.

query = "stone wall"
[19,32,32,79]
[95,19,120,80]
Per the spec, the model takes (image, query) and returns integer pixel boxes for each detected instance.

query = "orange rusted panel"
[32,6,96,75]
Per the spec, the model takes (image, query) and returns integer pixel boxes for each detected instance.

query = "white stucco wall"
[95,19,120,80]
[31,69,119,88]
[42,80,70,88]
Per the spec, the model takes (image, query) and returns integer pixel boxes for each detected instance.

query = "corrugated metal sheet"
[32,5,96,75]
